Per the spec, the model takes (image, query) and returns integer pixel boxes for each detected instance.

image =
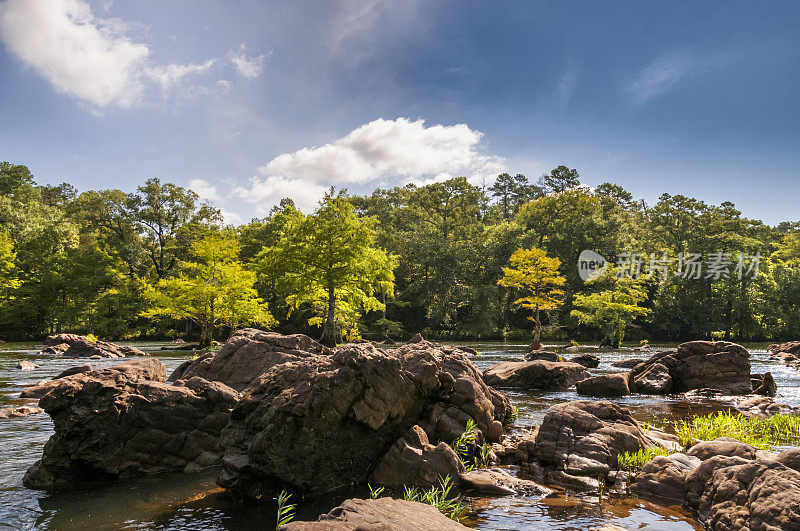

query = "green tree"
[571,267,650,347]
[259,191,396,347]
[498,247,566,349]
[143,234,274,347]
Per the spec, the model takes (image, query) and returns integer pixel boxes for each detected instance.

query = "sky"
[0,0,798,225]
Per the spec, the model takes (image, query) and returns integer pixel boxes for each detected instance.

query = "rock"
[524,350,561,362]
[167,328,331,391]
[16,360,39,370]
[576,373,631,397]
[23,360,237,492]
[0,406,44,418]
[370,425,465,487]
[630,453,700,502]
[633,345,652,352]
[52,364,92,379]
[217,340,512,497]
[776,448,800,473]
[460,468,551,496]
[684,388,724,399]
[491,431,538,465]
[736,396,796,418]
[20,380,64,399]
[564,345,580,352]
[684,455,751,507]
[408,333,426,343]
[611,358,645,369]
[483,360,589,390]
[686,437,774,462]
[282,497,469,530]
[172,338,186,344]
[40,334,146,358]
[569,354,600,368]
[630,362,672,394]
[699,458,800,531]
[629,341,751,395]
[769,340,800,357]
[535,400,655,487]
[751,372,777,396]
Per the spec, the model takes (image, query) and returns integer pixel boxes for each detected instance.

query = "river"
[1,340,798,530]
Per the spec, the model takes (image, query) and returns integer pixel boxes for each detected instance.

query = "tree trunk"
[198,322,211,349]
[532,304,542,350]
[320,284,338,347]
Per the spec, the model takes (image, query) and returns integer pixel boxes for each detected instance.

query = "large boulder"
[20,358,163,399]
[569,354,600,368]
[534,401,656,486]
[630,453,701,502]
[168,328,331,390]
[370,425,464,488]
[611,358,645,369]
[576,373,631,397]
[483,360,589,390]
[523,350,561,362]
[217,340,512,497]
[283,497,468,530]
[23,360,237,492]
[750,372,777,397]
[630,341,751,395]
[40,334,146,358]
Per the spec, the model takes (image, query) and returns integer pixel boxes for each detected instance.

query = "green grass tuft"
[675,411,800,451]
[402,475,466,521]
[616,447,671,473]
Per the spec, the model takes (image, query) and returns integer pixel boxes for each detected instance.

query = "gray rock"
[483,360,589,390]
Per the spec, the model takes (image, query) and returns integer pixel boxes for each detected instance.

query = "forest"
[1,160,798,346]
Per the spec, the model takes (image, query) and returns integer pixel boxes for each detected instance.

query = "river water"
[1,341,798,530]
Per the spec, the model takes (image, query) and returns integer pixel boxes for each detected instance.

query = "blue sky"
[0,0,798,224]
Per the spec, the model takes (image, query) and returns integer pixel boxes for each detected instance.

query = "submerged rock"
[217,339,512,497]
[483,360,589,390]
[630,341,751,395]
[16,360,39,371]
[23,359,236,492]
[576,373,631,397]
[0,405,44,418]
[40,334,146,358]
[283,497,469,530]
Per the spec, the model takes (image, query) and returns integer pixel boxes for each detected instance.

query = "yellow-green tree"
[571,266,650,348]
[498,247,565,349]
[143,234,275,347]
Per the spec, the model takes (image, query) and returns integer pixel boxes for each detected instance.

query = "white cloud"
[229,44,270,79]
[625,49,738,107]
[188,178,220,202]
[0,0,150,108]
[0,0,228,109]
[259,117,506,186]
[235,175,327,214]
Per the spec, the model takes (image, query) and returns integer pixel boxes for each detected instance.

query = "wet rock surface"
[39,334,146,358]
[0,405,44,418]
[283,497,469,530]
[483,360,589,390]
[23,359,236,492]
[630,341,751,395]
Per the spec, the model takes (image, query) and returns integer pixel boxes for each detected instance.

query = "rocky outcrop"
[370,425,464,487]
[0,405,44,418]
[750,372,777,396]
[611,358,645,369]
[483,360,589,390]
[167,328,331,390]
[460,468,551,496]
[523,350,560,362]
[217,340,512,497]
[17,360,39,370]
[40,334,146,358]
[283,497,468,530]
[735,396,796,418]
[23,359,237,492]
[768,341,800,369]
[534,401,658,488]
[569,354,600,368]
[630,453,701,502]
[630,341,751,395]
[575,373,631,397]
[52,363,92,379]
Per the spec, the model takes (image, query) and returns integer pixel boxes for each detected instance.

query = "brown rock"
[52,364,92,379]
[460,468,551,496]
[630,362,672,394]
[750,372,777,396]
[686,437,774,462]
[371,425,465,487]
[524,350,561,362]
[0,405,44,418]
[611,358,645,369]
[576,373,631,397]
[282,497,468,530]
[40,334,146,358]
[483,360,589,390]
[569,354,600,368]
[630,453,700,502]
[16,360,39,371]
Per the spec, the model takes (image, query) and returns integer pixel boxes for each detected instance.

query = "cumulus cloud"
[235,175,328,214]
[188,178,220,202]
[0,0,261,109]
[229,44,271,79]
[259,117,506,185]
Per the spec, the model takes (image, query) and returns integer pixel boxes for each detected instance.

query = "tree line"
[1,160,798,346]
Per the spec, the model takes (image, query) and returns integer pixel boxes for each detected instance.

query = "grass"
[367,483,384,499]
[450,419,478,463]
[402,475,466,521]
[275,490,295,529]
[675,411,800,451]
[616,447,671,473]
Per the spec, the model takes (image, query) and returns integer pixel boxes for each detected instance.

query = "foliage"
[676,412,800,451]
[275,490,296,529]
[402,475,466,521]
[450,419,479,466]
[616,447,671,473]
[367,484,384,499]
